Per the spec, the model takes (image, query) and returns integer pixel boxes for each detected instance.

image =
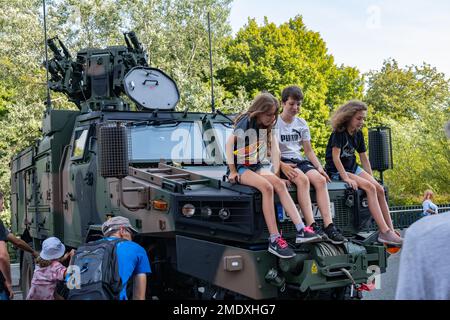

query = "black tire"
[20,251,34,298]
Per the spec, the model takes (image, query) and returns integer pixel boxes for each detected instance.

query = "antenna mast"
[42,0,52,111]
[207,12,215,113]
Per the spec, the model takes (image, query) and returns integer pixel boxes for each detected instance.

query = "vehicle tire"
[20,251,35,298]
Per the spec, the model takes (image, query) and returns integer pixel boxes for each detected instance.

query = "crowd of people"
[226,86,403,258]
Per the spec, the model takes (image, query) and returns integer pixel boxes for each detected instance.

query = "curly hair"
[36,256,53,268]
[234,92,279,153]
[331,100,368,132]
[423,190,434,202]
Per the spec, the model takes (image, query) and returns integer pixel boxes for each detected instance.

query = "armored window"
[71,128,89,160]
[129,122,207,163]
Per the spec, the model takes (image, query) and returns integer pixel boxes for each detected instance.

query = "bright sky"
[229,0,450,78]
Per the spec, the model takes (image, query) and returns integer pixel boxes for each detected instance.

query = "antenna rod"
[43,0,52,111]
[207,12,215,113]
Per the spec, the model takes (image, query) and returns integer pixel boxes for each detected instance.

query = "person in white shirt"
[275,86,346,244]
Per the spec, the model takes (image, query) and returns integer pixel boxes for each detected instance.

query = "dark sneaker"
[378,230,403,246]
[323,223,347,244]
[309,222,329,241]
[295,226,322,244]
[268,236,296,258]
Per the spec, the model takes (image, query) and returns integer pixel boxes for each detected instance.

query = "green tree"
[0,0,233,224]
[47,0,233,112]
[217,16,364,157]
[365,59,449,123]
[364,60,450,204]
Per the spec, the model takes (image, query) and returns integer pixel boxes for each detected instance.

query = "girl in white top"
[422,190,438,217]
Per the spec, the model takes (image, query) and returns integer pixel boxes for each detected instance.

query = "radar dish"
[124,67,179,110]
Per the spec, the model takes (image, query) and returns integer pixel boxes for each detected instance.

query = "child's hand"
[344,178,358,190]
[5,281,14,300]
[228,172,240,184]
[281,163,298,180]
[317,167,331,183]
[60,249,76,263]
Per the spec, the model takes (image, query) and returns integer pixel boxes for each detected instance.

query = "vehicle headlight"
[218,208,231,220]
[182,204,196,217]
[201,207,213,218]
[362,198,369,208]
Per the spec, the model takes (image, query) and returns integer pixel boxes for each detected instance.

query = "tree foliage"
[0,2,448,214]
[217,16,364,157]
[48,0,233,111]
[365,60,450,204]
[0,0,233,222]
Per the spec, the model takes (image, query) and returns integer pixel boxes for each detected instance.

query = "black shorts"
[281,158,316,177]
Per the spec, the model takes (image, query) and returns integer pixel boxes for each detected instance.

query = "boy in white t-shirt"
[274,86,346,244]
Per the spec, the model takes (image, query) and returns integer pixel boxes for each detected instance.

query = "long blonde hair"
[234,92,279,152]
[331,100,368,132]
[423,189,434,202]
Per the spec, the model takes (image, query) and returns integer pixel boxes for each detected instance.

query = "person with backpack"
[68,216,151,300]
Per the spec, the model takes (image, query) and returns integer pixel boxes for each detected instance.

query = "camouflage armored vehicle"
[10,32,390,300]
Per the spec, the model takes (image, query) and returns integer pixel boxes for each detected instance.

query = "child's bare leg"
[306,170,333,227]
[347,173,390,233]
[290,169,315,226]
[240,170,279,235]
[260,172,304,227]
[358,172,394,230]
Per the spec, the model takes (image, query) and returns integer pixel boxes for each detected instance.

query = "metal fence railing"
[389,204,450,230]
[360,204,449,232]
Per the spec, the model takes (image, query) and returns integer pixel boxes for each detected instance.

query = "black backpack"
[67,238,125,300]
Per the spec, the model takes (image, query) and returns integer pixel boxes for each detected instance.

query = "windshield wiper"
[130,119,179,127]
[212,109,234,123]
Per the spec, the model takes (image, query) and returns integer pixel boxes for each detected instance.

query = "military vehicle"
[10,32,393,300]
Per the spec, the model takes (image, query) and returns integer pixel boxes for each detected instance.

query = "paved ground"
[362,249,400,300]
[362,230,405,300]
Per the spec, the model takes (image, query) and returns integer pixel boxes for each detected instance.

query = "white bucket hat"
[40,237,66,261]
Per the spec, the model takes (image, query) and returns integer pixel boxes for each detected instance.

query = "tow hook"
[265,268,286,292]
[340,268,375,297]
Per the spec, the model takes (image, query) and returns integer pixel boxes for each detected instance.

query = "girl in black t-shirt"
[325,100,403,246]
[225,93,320,259]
